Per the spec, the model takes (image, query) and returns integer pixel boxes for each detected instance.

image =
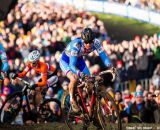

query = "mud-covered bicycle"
[61,68,122,130]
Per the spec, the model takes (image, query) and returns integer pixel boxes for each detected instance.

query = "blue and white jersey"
[0,43,9,72]
[65,38,104,56]
[60,38,111,75]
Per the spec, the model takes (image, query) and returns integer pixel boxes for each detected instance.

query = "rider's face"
[31,61,39,67]
[84,43,92,49]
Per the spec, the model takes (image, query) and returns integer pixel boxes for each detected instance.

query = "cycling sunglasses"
[32,61,38,65]
[84,40,93,45]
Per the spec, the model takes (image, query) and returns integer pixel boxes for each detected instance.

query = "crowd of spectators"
[109,83,160,123]
[106,0,160,12]
[102,34,160,83]
[0,0,159,124]
[0,0,159,83]
[0,0,107,72]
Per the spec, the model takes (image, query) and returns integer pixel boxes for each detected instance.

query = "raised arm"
[94,39,112,67]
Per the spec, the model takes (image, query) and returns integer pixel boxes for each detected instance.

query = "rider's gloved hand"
[110,67,118,82]
[12,73,18,79]
[78,71,88,80]
[30,84,38,90]
[106,63,113,69]
[111,67,117,74]
[106,63,117,74]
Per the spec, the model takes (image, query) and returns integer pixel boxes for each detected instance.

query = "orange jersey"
[18,61,56,87]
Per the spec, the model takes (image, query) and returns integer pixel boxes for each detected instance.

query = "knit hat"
[135,91,143,97]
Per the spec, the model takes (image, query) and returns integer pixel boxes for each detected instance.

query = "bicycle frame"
[77,81,99,117]
[15,78,32,112]
[64,69,122,130]
[22,85,32,112]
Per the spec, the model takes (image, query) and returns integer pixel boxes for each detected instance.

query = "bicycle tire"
[0,91,23,124]
[61,91,70,113]
[97,91,122,130]
[61,91,88,130]
[39,98,62,122]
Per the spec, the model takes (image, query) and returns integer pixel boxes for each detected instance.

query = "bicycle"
[0,77,62,124]
[61,69,122,130]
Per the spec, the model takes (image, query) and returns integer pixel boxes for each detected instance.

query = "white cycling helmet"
[28,50,40,62]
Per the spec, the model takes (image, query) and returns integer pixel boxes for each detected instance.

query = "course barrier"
[119,78,152,92]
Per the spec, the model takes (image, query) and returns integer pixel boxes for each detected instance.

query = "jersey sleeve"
[46,63,56,75]
[70,42,80,57]
[0,44,9,72]
[49,65,56,73]
[69,42,80,75]
[36,64,48,87]
[93,39,112,67]
[18,63,31,78]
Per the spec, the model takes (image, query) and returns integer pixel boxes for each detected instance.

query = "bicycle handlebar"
[99,69,117,82]
[90,68,118,82]
[15,77,30,86]
[77,68,118,88]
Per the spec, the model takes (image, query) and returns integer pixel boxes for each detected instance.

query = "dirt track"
[0,123,160,130]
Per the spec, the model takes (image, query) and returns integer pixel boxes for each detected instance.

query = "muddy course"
[0,123,160,130]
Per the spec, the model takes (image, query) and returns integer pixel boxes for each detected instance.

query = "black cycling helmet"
[81,28,95,44]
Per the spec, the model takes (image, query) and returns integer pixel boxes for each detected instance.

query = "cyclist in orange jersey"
[12,50,59,103]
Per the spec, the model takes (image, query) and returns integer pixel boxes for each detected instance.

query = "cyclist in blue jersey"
[59,28,112,112]
[0,43,9,93]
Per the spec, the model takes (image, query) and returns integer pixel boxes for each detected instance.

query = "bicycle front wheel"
[0,92,23,124]
[61,91,70,116]
[61,91,89,130]
[97,91,122,130]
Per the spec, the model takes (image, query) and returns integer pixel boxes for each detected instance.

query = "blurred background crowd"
[102,0,160,12]
[0,0,159,124]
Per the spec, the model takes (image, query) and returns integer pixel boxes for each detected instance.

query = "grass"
[92,12,160,42]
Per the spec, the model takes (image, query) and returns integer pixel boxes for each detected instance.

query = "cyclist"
[59,27,113,112]
[0,43,9,93]
[12,50,58,103]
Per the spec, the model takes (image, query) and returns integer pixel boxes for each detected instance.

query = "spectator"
[143,90,149,101]
[152,63,160,88]
[129,91,155,123]
[146,92,158,122]
[135,47,148,79]
[154,94,160,123]
[122,95,132,123]
[149,83,156,94]
[116,60,127,82]
[136,84,143,92]
[115,90,125,111]
[122,45,134,70]
[124,95,132,114]
[127,60,138,80]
